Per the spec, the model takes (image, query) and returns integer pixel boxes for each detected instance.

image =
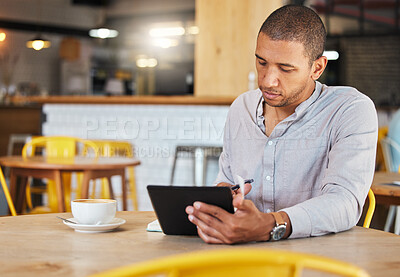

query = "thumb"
[233,193,244,208]
[244,183,252,195]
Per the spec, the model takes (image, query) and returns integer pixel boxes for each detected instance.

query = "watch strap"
[269,212,287,241]
[270,212,285,226]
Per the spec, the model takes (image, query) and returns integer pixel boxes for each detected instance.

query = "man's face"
[255,32,317,109]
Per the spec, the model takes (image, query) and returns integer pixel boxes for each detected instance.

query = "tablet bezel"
[147,185,234,236]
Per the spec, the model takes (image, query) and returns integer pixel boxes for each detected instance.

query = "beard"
[260,81,308,108]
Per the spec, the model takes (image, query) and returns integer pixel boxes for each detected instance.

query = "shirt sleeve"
[214,113,234,185]
[281,96,378,238]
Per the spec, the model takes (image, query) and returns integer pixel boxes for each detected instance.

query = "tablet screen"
[147,185,234,235]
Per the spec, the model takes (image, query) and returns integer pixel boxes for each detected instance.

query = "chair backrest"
[83,140,133,158]
[89,248,370,277]
[363,189,375,228]
[0,167,16,216]
[380,137,400,172]
[376,126,388,171]
[22,136,99,159]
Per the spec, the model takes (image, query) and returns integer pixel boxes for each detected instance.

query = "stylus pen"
[231,179,254,191]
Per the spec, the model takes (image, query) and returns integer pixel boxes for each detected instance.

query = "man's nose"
[260,69,279,88]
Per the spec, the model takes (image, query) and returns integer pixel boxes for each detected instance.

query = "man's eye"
[258,60,266,66]
[280,68,293,73]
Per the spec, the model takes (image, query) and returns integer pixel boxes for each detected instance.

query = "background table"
[371,171,400,205]
[0,156,140,212]
[0,211,399,277]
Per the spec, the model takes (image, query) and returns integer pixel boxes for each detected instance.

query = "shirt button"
[268,141,273,146]
[266,176,271,181]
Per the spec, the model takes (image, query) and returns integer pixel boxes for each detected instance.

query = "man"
[186,5,377,244]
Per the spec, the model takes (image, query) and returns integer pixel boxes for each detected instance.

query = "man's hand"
[186,182,292,244]
[186,197,271,244]
[216,182,252,197]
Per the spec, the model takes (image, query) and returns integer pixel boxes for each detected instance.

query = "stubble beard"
[261,81,308,108]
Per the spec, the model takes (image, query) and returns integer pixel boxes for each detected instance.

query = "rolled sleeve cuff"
[281,206,312,239]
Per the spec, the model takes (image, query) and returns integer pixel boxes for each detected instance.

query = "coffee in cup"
[71,199,117,225]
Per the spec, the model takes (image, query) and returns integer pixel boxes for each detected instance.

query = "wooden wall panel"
[0,106,42,156]
[194,0,282,97]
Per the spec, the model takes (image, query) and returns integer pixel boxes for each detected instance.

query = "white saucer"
[63,218,126,233]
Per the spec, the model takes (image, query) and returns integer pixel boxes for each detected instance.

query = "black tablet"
[147,185,234,235]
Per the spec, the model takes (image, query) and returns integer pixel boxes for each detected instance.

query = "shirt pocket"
[281,137,327,192]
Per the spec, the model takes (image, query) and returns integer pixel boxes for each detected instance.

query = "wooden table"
[0,211,399,277]
[0,156,140,213]
[372,171,400,205]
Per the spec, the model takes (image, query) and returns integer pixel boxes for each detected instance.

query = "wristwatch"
[269,212,287,241]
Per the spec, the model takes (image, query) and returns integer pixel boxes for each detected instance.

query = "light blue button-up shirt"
[215,81,378,238]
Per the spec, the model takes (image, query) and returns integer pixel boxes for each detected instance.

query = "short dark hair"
[259,5,326,63]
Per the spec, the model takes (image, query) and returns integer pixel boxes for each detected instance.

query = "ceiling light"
[26,36,51,51]
[0,32,6,42]
[323,51,339,61]
[136,58,158,68]
[89,27,118,39]
[152,38,179,48]
[187,26,199,35]
[149,27,185,37]
[26,1,51,51]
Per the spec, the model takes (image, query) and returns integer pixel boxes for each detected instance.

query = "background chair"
[82,140,138,211]
[363,189,375,228]
[170,145,222,186]
[89,248,370,277]
[379,136,400,234]
[22,136,98,213]
[0,166,16,216]
[376,126,388,171]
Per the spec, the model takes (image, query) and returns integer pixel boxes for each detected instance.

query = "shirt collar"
[256,90,266,132]
[293,81,322,116]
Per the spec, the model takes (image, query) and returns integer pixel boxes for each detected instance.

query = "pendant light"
[89,8,118,39]
[26,35,51,51]
[26,0,51,51]
[89,28,118,39]
[0,32,6,42]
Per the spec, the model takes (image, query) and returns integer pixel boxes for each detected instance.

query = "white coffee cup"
[71,199,117,225]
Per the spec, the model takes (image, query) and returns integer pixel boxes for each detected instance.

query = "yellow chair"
[0,166,17,216]
[81,140,138,210]
[376,126,388,171]
[363,189,375,228]
[22,136,98,213]
[89,248,370,277]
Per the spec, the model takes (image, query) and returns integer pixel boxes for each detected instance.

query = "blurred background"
[0,0,398,103]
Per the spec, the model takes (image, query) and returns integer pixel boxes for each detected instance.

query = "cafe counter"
[10,95,235,106]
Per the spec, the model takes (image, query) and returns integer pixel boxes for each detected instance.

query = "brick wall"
[340,36,400,106]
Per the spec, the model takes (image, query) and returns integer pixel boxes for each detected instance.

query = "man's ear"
[311,56,328,80]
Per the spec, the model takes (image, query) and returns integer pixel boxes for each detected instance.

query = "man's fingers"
[243,183,252,195]
[192,201,232,222]
[232,198,255,215]
[216,182,233,188]
[233,193,244,207]
[197,227,224,244]
[189,214,226,242]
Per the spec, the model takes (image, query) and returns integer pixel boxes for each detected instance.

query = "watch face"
[272,225,286,241]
